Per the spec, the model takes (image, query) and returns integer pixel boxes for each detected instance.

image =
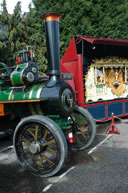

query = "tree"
[9,2,27,52]
[0,0,10,63]
[0,0,128,74]
[0,1,48,73]
[1,0,8,14]
[25,6,48,74]
[32,0,128,56]
[2,2,30,65]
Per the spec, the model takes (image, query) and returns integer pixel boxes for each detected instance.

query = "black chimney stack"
[41,12,62,80]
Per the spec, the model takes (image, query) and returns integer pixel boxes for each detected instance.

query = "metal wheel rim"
[70,111,92,148]
[15,122,61,175]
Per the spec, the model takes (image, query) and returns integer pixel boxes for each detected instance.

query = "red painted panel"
[62,37,78,63]
[76,35,128,46]
[61,35,128,122]
[61,54,85,107]
[76,55,85,107]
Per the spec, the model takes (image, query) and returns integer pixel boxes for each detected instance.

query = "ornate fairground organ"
[86,57,128,101]
[61,36,128,121]
[0,13,96,177]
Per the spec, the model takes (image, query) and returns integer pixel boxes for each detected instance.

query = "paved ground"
[47,125,128,193]
[0,118,128,193]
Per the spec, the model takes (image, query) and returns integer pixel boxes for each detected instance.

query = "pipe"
[41,12,62,77]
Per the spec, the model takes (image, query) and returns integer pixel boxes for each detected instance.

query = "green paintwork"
[0,82,47,117]
[11,63,27,86]
[48,115,72,130]
[0,62,10,75]
[0,87,12,101]
[0,83,46,102]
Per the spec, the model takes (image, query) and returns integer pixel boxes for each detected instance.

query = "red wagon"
[61,35,128,121]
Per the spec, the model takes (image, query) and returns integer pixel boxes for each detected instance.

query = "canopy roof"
[76,35,128,46]
[62,35,128,64]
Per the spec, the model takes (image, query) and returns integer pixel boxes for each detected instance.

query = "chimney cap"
[40,12,62,22]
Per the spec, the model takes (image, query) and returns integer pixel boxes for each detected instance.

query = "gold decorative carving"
[92,57,128,96]
[84,57,128,102]
[93,57,128,66]
[105,68,125,96]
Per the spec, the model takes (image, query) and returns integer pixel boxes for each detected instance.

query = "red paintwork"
[16,57,21,64]
[75,35,128,46]
[61,37,85,106]
[62,37,78,63]
[106,113,120,135]
[61,35,128,121]
[61,54,84,106]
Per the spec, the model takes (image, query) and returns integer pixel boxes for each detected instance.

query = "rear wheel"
[13,115,68,177]
[69,106,96,151]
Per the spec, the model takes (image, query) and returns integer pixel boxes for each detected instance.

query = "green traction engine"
[0,12,96,177]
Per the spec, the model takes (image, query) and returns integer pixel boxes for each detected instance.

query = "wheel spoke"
[43,128,48,139]
[27,129,35,138]
[35,126,38,140]
[74,134,80,143]
[79,130,86,138]
[42,139,56,147]
[40,155,43,167]
[30,153,34,160]
[79,127,88,131]
[23,136,31,145]
[47,147,57,155]
[24,147,30,153]
[41,153,53,165]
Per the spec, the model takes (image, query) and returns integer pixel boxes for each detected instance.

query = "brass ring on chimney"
[40,13,62,22]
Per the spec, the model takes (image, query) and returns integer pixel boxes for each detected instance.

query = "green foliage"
[25,7,48,74]
[32,0,128,56]
[0,1,27,65]
[0,1,48,73]
[0,0,128,74]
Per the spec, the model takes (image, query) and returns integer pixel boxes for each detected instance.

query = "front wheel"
[69,106,96,151]
[13,115,68,177]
